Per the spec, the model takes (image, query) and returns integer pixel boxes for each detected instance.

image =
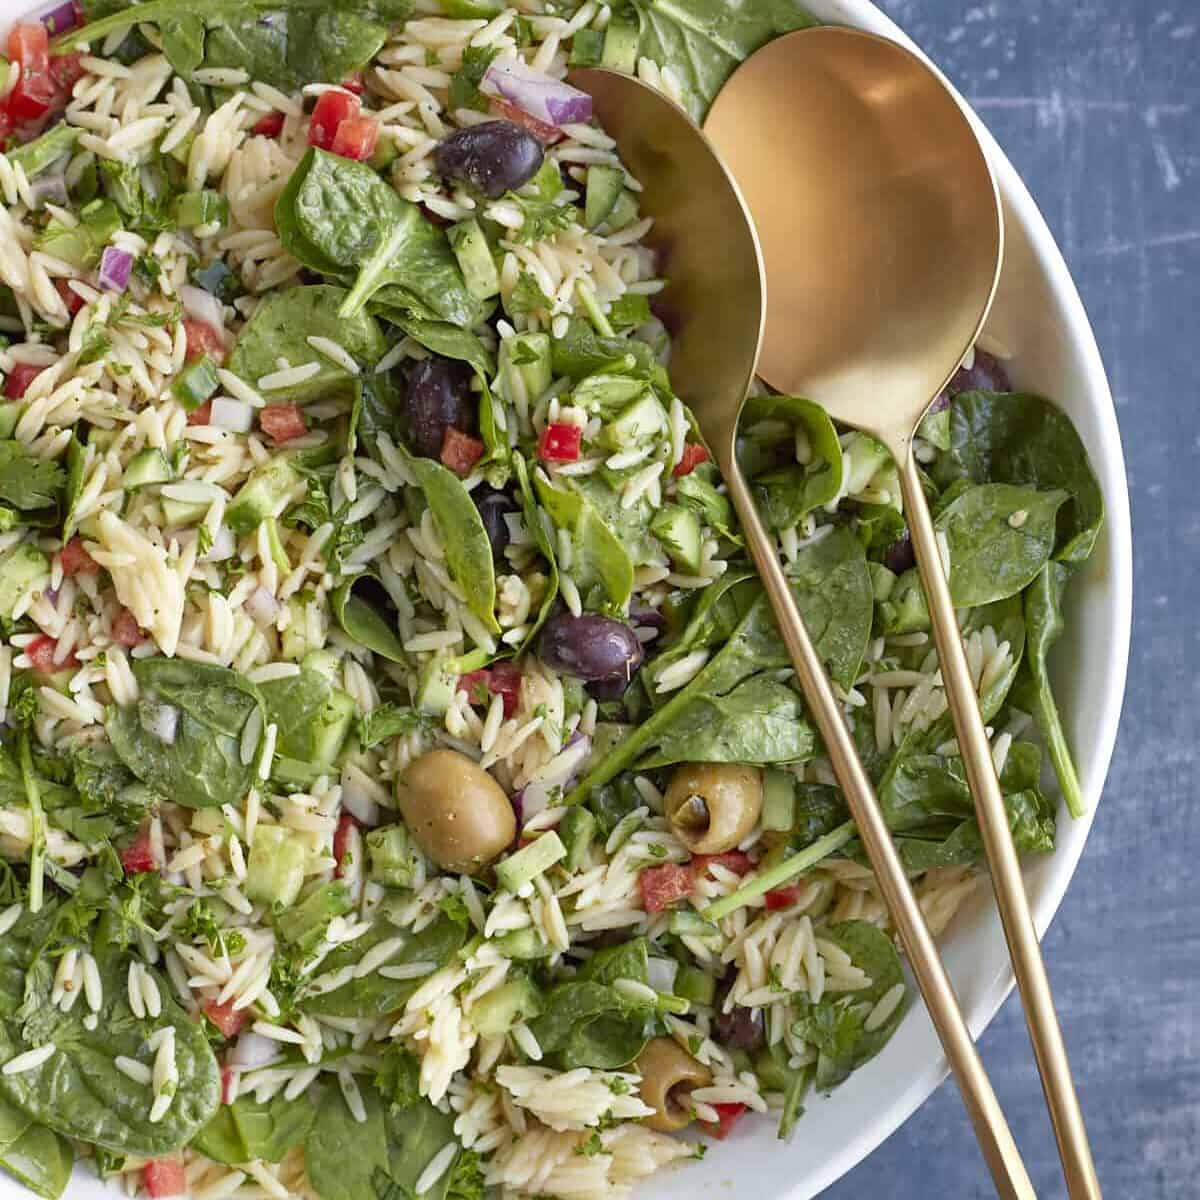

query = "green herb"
[507,270,552,318]
[447,44,499,111]
[357,703,427,750]
[507,193,574,245]
[0,442,65,513]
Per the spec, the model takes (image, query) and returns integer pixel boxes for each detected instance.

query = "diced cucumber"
[367,826,423,889]
[173,190,229,229]
[368,134,399,171]
[879,568,930,634]
[448,218,500,301]
[668,909,720,940]
[498,331,552,409]
[602,189,639,233]
[263,516,290,574]
[650,504,703,575]
[226,456,301,534]
[601,391,667,450]
[842,431,891,496]
[160,495,208,529]
[0,401,19,439]
[530,157,564,201]
[122,448,172,491]
[675,964,716,1007]
[469,975,542,1037]
[869,561,897,602]
[415,653,458,716]
[761,769,796,833]
[301,649,339,682]
[171,355,220,411]
[573,373,646,416]
[601,17,640,74]
[190,808,226,836]
[494,831,566,893]
[245,824,308,907]
[585,164,624,230]
[276,881,352,951]
[436,0,503,15]
[558,806,596,871]
[492,927,552,961]
[570,28,604,66]
[0,545,49,619]
[280,596,327,662]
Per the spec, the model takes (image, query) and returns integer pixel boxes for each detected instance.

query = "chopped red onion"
[34,0,81,36]
[244,586,281,626]
[209,397,253,433]
[230,1031,280,1070]
[97,246,133,293]
[482,58,593,128]
[140,702,178,746]
[179,283,226,333]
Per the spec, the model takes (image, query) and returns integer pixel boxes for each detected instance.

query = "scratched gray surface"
[821,3,1199,1197]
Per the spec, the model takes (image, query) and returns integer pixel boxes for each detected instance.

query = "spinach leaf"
[1014,562,1084,818]
[300,915,465,1017]
[630,0,817,121]
[7,126,79,181]
[406,453,499,633]
[550,317,655,380]
[0,1099,72,1200]
[276,149,481,326]
[385,315,493,379]
[61,435,86,541]
[512,453,558,650]
[935,483,1068,607]
[258,668,355,772]
[228,285,386,403]
[0,909,220,1157]
[105,658,262,809]
[933,391,1104,565]
[305,1085,389,1200]
[790,921,906,1091]
[331,576,409,665]
[533,474,634,612]
[530,981,648,1070]
[192,1093,315,1166]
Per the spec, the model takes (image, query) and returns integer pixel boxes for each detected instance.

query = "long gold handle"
[723,461,1036,1200]
[897,452,1101,1199]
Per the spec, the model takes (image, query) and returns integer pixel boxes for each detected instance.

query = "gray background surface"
[825,2,1198,1197]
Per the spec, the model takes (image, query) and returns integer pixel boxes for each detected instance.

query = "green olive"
[635,1037,712,1132]
[395,749,515,874]
[664,762,763,854]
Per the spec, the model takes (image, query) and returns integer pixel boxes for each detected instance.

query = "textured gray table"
[823,2,1198,1197]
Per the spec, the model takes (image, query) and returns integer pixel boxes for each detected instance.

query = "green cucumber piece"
[584,164,624,230]
[761,768,796,833]
[494,831,565,893]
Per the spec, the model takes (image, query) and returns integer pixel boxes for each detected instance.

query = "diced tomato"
[220,1067,237,1105]
[330,113,379,161]
[259,403,308,445]
[457,662,522,719]
[440,426,485,476]
[54,276,84,316]
[47,50,85,98]
[252,111,285,138]
[309,89,360,151]
[142,1158,186,1199]
[4,363,45,399]
[26,634,77,674]
[121,829,159,876]
[0,106,12,148]
[691,851,753,878]
[673,442,710,478]
[112,607,146,648]
[333,812,360,877]
[186,399,213,426]
[537,422,582,463]
[59,536,99,576]
[203,999,248,1040]
[341,73,364,96]
[7,24,56,125]
[488,96,563,145]
[182,318,225,363]
[638,863,694,913]
[700,1102,747,1140]
[764,884,804,912]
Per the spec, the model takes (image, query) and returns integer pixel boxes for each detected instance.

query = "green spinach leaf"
[512,453,558,650]
[331,576,409,665]
[193,1093,315,1166]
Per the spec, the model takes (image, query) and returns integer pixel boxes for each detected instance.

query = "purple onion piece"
[29,172,68,208]
[97,246,133,293]
[482,58,592,128]
[34,0,81,36]
[510,787,525,830]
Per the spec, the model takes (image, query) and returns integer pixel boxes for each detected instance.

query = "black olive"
[883,533,915,574]
[405,357,476,459]
[472,484,517,562]
[713,968,765,1051]
[538,612,644,684]
[433,121,545,199]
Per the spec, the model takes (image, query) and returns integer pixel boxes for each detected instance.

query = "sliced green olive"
[636,1037,713,1132]
[664,763,763,854]
[395,748,515,874]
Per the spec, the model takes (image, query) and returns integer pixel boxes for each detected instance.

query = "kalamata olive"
[405,357,475,458]
[714,998,765,1051]
[395,749,515,874]
[585,673,634,703]
[473,484,517,561]
[433,120,544,199]
[538,613,644,684]
[932,348,1013,412]
[664,763,763,854]
[883,533,915,574]
[635,1038,712,1132]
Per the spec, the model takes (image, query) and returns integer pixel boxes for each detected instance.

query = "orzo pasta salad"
[0,3,1103,1200]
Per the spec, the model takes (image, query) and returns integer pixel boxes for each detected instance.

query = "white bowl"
[0,2,1131,1200]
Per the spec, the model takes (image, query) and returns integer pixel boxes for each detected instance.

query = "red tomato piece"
[121,829,159,876]
[182,318,225,363]
[333,812,360,877]
[7,24,57,124]
[112,607,146,648]
[537,423,582,463]
[691,851,753,878]
[48,50,85,95]
[457,668,492,706]
[53,276,83,316]
[330,113,379,161]
[673,442,710,478]
[487,661,522,718]
[4,363,45,399]
[220,1067,237,1105]
[142,1159,186,1199]
[186,399,213,426]
[440,426,485,476]
[203,999,248,1040]
[59,535,98,576]
[252,111,285,138]
[259,403,308,445]
[309,89,360,151]
[764,884,804,912]
[638,863,694,913]
[341,73,364,95]
[701,1102,747,1140]
[488,96,563,145]
[27,634,76,673]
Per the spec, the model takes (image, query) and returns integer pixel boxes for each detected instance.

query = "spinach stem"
[19,731,45,913]
[700,820,856,922]
[1035,678,1084,819]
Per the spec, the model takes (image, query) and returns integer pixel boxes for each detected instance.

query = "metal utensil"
[705,26,1100,1199]
[568,64,1036,1200]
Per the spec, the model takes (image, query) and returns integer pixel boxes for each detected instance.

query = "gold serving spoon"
[572,28,1095,1199]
